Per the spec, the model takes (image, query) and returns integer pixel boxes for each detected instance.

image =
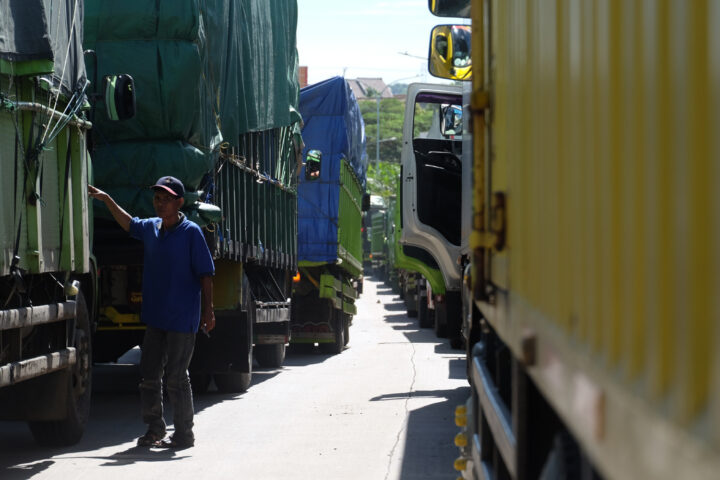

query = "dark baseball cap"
[151,176,185,198]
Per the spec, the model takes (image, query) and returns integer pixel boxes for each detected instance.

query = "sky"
[297,0,459,87]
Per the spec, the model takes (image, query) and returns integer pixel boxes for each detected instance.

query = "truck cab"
[400,83,464,346]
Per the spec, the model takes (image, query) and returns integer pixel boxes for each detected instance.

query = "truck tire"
[343,313,350,346]
[319,304,344,355]
[254,343,286,368]
[214,278,254,393]
[434,302,449,338]
[214,370,251,393]
[446,292,463,348]
[28,292,92,446]
[405,285,418,317]
[418,294,432,328]
[190,372,211,394]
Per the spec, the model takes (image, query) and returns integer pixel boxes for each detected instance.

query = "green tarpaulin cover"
[0,0,87,96]
[84,0,300,217]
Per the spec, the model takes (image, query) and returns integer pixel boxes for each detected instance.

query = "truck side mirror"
[305,149,322,181]
[440,104,463,136]
[104,74,136,121]
[362,193,371,212]
[428,25,472,81]
[428,0,470,18]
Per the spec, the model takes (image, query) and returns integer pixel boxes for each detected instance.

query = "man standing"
[89,176,215,449]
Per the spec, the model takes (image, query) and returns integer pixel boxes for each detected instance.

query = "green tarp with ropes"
[0,0,92,276]
[84,0,300,218]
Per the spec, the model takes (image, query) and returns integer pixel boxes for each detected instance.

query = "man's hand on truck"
[88,185,132,232]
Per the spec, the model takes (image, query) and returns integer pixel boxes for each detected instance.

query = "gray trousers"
[139,325,196,442]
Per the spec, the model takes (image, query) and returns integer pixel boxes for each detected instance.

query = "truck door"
[401,83,464,292]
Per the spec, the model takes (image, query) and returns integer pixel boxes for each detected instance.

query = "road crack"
[384,338,417,480]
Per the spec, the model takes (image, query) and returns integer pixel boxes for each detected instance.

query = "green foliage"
[413,103,434,137]
[365,86,379,97]
[389,83,409,95]
[360,98,404,163]
[366,161,400,198]
[359,95,434,200]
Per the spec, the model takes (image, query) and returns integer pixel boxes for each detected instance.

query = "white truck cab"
[400,83,464,345]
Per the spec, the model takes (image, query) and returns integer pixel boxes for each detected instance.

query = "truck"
[382,195,399,291]
[369,196,388,274]
[292,76,368,354]
[0,0,99,445]
[399,83,464,347]
[386,181,445,330]
[84,0,301,392]
[427,1,720,479]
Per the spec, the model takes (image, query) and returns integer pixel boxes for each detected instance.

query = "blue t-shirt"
[129,215,215,333]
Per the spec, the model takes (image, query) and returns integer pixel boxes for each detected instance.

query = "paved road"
[0,276,469,480]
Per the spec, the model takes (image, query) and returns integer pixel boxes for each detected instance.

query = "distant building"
[346,78,395,100]
[299,66,308,88]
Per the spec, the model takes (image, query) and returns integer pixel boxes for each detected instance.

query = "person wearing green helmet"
[305,149,322,180]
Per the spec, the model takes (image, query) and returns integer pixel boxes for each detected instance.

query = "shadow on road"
[446,358,468,380]
[369,386,471,479]
[384,313,413,324]
[285,345,340,363]
[383,301,408,312]
[0,459,54,480]
[400,385,470,479]
[0,341,332,477]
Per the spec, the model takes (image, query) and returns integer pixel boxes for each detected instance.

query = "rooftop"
[346,78,395,100]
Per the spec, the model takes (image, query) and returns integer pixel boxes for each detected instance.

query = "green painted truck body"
[0,0,94,445]
[85,0,301,381]
[291,77,367,351]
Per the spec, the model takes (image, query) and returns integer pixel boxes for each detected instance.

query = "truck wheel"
[446,292,463,347]
[418,294,432,328]
[434,302,449,338]
[343,314,350,346]
[320,305,344,355]
[215,278,254,393]
[189,372,211,394]
[214,370,251,393]
[255,343,286,368]
[29,292,92,446]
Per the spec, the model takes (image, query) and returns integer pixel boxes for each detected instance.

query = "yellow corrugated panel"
[681,0,713,423]
[711,0,720,444]
[494,0,718,432]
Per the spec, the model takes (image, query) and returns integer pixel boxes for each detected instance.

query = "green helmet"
[306,149,322,163]
[305,149,322,180]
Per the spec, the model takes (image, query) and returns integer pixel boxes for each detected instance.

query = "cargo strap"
[5,85,29,307]
[56,134,73,270]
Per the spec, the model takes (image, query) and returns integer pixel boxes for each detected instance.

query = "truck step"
[0,348,76,387]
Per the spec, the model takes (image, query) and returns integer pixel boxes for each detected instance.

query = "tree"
[365,86,379,98]
[359,98,404,163]
[389,83,408,95]
[360,97,434,200]
[366,161,400,198]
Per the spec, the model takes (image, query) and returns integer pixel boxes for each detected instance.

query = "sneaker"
[137,431,164,447]
[154,434,194,449]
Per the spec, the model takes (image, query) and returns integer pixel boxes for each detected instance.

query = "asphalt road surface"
[0,276,469,480]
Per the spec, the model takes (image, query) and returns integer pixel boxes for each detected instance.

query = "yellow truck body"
[467,1,719,479]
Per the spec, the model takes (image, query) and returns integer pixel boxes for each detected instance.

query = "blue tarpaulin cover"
[298,76,368,263]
